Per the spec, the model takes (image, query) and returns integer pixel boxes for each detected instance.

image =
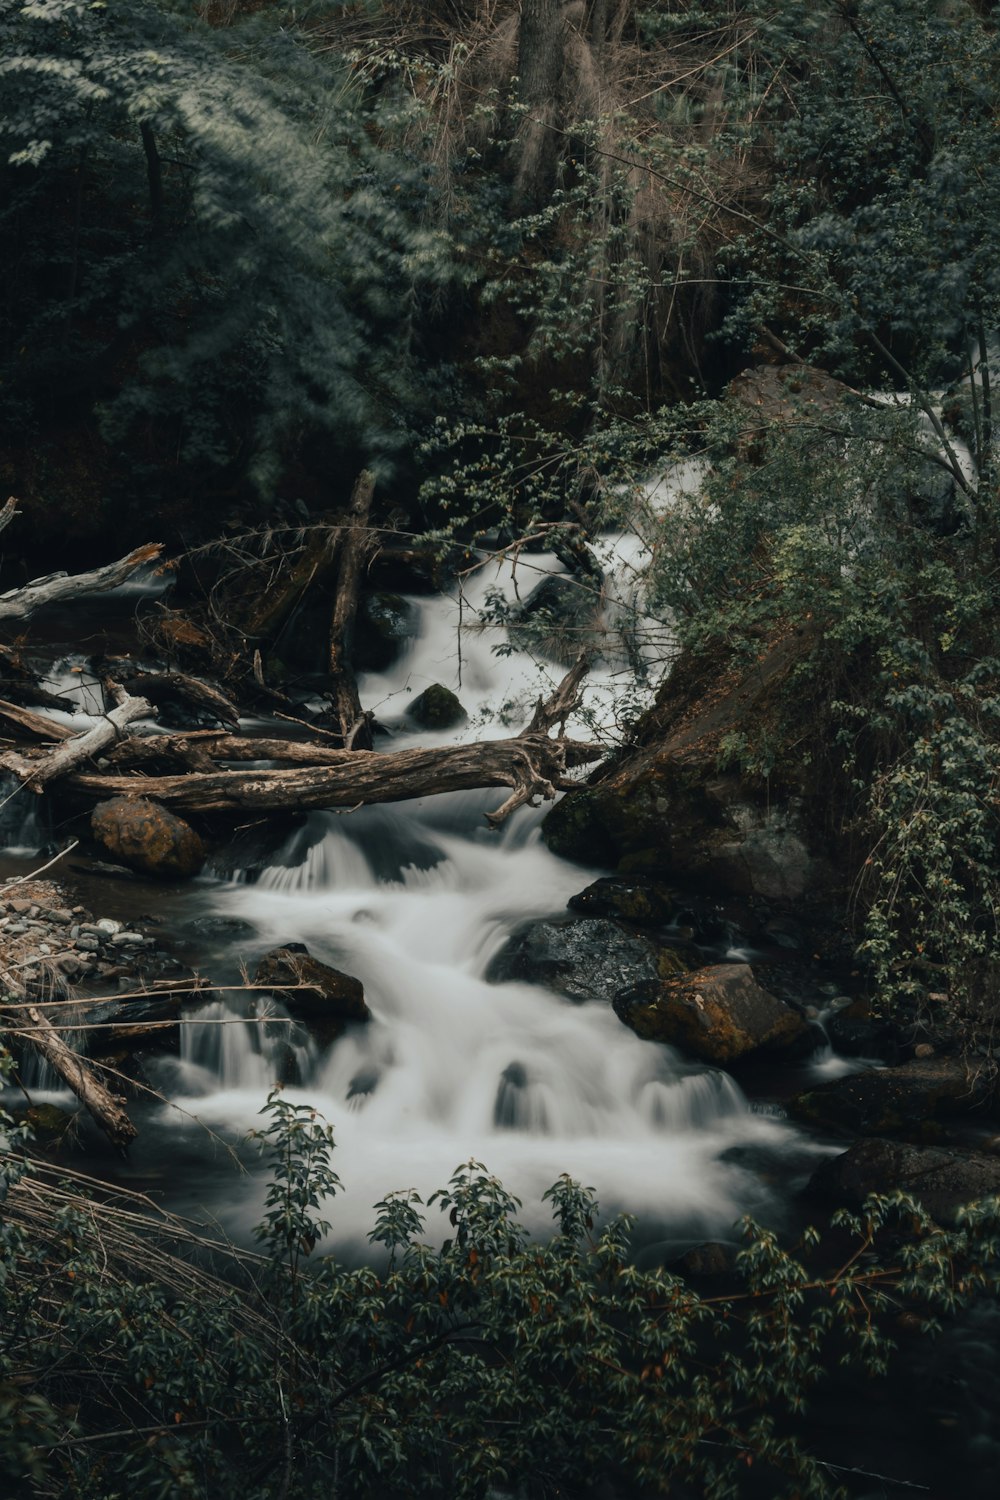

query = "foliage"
[0,0,451,533]
[2,1087,1000,1498]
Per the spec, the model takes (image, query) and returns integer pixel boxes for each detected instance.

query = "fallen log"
[0,496,19,536]
[0,683,155,792]
[66,734,602,820]
[0,542,163,622]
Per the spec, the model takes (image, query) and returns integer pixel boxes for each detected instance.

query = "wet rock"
[486,917,683,1005]
[255,945,370,1046]
[406,682,467,730]
[91,797,205,880]
[788,1057,998,1137]
[613,963,809,1064]
[509,574,600,667]
[567,876,674,928]
[355,592,417,671]
[825,1011,904,1064]
[809,1137,1000,1223]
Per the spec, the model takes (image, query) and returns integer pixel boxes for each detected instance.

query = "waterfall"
[163,528,811,1246]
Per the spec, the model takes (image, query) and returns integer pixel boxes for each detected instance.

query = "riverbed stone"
[788,1057,999,1137]
[255,945,370,1045]
[406,682,467,730]
[809,1137,1000,1223]
[613,963,809,1064]
[91,796,205,880]
[486,917,684,1005]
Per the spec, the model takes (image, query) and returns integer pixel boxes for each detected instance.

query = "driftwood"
[0,542,163,622]
[0,683,155,792]
[327,469,376,749]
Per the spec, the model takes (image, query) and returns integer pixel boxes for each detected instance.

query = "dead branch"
[0,684,156,792]
[0,496,20,536]
[14,1006,138,1148]
[0,953,138,1150]
[0,543,163,623]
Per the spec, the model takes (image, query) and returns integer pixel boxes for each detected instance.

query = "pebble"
[96,918,122,936]
[110,931,144,946]
[76,936,100,953]
[913,1042,935,1059]
[8,899,32,914]
[46,909,73,925]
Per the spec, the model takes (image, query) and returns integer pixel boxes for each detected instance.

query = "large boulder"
[486,916,685,1005]
[541,632,837,905]
[788,1057,999,1137]
[613,963,810,1065]
[255,944,369,1045]
[809,1137,1000,1223]
[91,796,205,880]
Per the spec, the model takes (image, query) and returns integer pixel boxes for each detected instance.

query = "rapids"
[3,528,826,1253]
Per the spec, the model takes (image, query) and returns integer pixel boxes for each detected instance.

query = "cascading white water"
[161,532,813,1247]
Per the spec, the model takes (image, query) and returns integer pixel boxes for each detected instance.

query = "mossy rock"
[541,789,619,867]
[614,964,809,1064]
[25,1103,72,1139]
[407,683,467,729]
[91,796,205,880]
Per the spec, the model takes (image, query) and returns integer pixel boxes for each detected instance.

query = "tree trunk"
[514,0,563,210]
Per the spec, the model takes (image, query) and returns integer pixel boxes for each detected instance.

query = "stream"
[2,531,834,1258]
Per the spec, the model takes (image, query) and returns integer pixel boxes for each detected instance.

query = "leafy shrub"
[3,1085,1000,1498]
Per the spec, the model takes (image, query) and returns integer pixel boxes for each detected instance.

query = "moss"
[407,682,467,729]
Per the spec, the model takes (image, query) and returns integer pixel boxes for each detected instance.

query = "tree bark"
[514,0,563,210]
[0,543,163,623]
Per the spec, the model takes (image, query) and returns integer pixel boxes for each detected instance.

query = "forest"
[2,1,1000,1496]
